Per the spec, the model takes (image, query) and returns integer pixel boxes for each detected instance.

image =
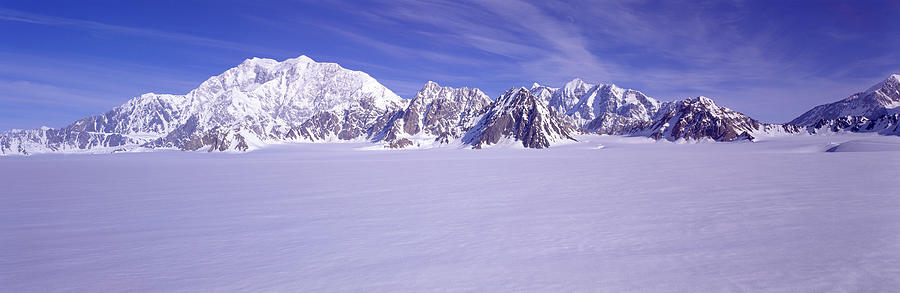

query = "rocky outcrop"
[531,79,660,134]
[635,97,764,141]
[370,81,492,148]
[530,79,796,142]
[288,101,394,142]
[807,113,900,135]
[463,88,576,149]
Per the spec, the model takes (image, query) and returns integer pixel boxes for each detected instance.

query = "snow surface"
[825,139,900,152]
[2,134,900,292]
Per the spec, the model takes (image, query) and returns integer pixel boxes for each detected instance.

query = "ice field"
[2,134,900,292]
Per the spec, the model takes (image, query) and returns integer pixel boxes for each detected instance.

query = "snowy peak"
[800,74,900,136]
[2,55,407,154]
[7,55,900,155]
[369,81,492,148]
[641,96,763,141]
[791,74,900,126]
[562,78,591,94]
[463,88,575,149]
[159,55,406,146]
[557,82,660,134]
[864,73,900,94]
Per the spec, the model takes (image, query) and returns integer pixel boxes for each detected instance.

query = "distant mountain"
[532,79,660,134]
[3,55,896,155]
[370,81,492,148]
[462,88,576,149]
[530,78,798,142]
[790,74,900,136]
[1,56,406,154]
[807,114,900,136]
[637,97,768,141]
[792,74,900,126]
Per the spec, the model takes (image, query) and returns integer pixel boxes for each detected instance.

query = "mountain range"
[2,56,898,155]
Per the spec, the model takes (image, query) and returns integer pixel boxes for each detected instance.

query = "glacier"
[2,134,900,292]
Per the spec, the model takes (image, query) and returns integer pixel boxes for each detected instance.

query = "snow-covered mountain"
[1,56,406,155]
[3,54,897,155]
[635,97,762,141]
[807,114,900,136]
[528,78,798,141]
[788,74,900,136]
[463,88,576,149]
[370,81,492,148]
[532,79,661,134]
[792,74,900,126]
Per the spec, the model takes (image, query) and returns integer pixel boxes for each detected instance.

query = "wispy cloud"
[288,0,884,122]
[0,8,293,56]
[334,0,609,84]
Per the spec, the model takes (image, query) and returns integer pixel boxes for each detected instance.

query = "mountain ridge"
[2,55,897,155]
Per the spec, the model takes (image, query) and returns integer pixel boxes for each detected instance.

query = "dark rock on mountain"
[370,81,492,148]
[463,88,576,149]
[639,97,764,142]
[807,113,900,135]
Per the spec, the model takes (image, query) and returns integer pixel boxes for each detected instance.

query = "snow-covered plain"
[2,134,900,292]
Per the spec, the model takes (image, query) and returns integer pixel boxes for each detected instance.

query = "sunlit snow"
[2,134,900,292]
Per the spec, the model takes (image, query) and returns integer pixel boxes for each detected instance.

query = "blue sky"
[1,0,899,129]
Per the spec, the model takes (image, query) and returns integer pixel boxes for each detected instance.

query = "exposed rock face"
[529,79,798,142]
[1,56,406,154]
[636,97,764,141]
[370,81,492,148]
[4,54,896,155]
[463,88,576,149]
[289,99,399,142]
[792,74,900,126]
[807,113,900,135]
[531,79,660,134]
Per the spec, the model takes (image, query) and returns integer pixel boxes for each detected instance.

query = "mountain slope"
[5,56,895,155]
[634,97,763,141]
[790,74,900,136]
[463,88,576,149]
[807,113,900,136]
[791,74,900,126]
[370,81,492,148]
[1,56,406,154]
[531,78,660,134]
[529,79,796,142]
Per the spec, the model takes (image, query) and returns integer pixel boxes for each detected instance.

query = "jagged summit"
[368,81,492,148]
[463,88,575,149]
[529,78,660,134]
[864,73,900,93]
[637,96,766,142]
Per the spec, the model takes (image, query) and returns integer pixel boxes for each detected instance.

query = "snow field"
[2,134,900,292]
